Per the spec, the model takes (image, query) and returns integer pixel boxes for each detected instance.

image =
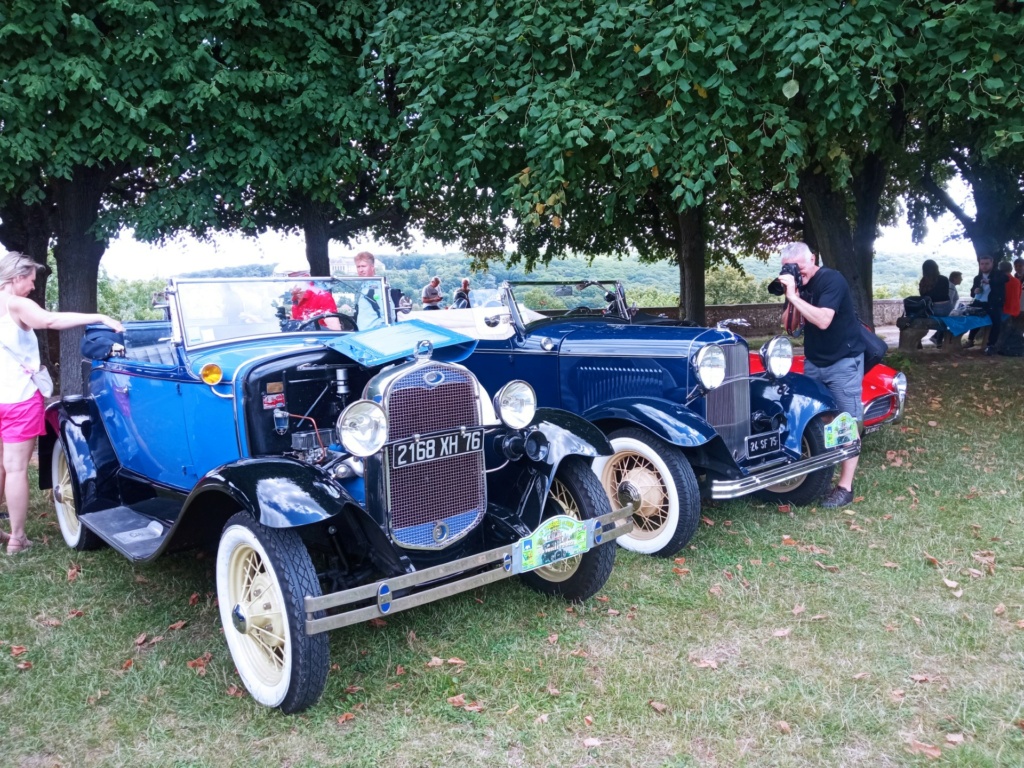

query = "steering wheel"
[565,306,594,316]
[296,312,357,331]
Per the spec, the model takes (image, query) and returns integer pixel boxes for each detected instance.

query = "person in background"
[1013,258,1024,284]
[354,251,376,278]
[452,279,471,309]
[919,259,952,316]
[966,254,1007,354]
[288,274,342,330]
[777,242,864,509]
[352,251,385,331]
[0,251,123,554]
[421,276,443,310]
[948,271,963,307]
[1000,260,1021,320]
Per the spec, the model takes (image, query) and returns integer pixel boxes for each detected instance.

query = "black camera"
[768,263,802,296]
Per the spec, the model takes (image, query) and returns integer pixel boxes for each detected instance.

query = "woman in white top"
[0,252,123,554]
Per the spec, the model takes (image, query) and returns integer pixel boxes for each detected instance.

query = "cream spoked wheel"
[52,440,102,550]
[520,457,616,602]
[216,513,328,713]
[591,428,700,558]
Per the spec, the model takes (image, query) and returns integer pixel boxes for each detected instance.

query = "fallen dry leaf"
[395,664,406,676]
[367,618,387,628]
[68,609,84,618]
[701,516,714,526]
[570,648,589,658]
[773,628,792,638]
[907,740,941,759]
[583,737,602,748]
[942,578,959,589]
[15,661,32,671]
[994,603,1006,616]
[447,657,466,666]
[649,700,668,714]
[924,553,939,567]
[814,561,840,573]
[67,563,81,583]
[134,633,147,646]
[584,715,594,726]
[10,645,27,657]
[672,567,690,575]
[882,562,899,569]
[337,712,355,724]
[674,557,686,565]
[777,504,791,514]
[852,672,870,680]
[792,604,805,616]
[147,635,164,647]
[168,620,187,631]
[447,693,466,708]
[708,585,723,597]
[121,659,134,670]
[344,685,364,694]
[534,713,549,724]
[189,593,199,607]
[890,688,905,702]
[548,634,559,645]
[910,674,931,683]
[777,721,791,734]
[546,683,560,697]
[86,689,110,705]
[607,609,620,617]
[945,733,964,745]
[36,617,61,628]
[226,685,246,698]
[463,701,484,713]
[595,595,609,603]
[693,658,718,670]
[426,657,444,668]
[186,652,212,676]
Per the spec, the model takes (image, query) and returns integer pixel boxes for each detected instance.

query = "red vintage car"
[748,353,906,434]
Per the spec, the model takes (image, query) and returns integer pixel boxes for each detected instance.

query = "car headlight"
[494,380,537,429]
[760,336,793,379]
[337,400,388,457]
[893,372,907,401]
[694,344,727,390]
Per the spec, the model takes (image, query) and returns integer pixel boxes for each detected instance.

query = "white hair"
[780,242,814,263]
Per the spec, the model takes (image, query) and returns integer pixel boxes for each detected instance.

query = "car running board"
[79,501,179,561]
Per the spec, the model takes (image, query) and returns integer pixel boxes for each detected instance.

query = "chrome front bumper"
[304,504,634,635]
[710,443,860,499]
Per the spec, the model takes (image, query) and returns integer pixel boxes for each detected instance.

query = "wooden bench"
[896,315,990,353]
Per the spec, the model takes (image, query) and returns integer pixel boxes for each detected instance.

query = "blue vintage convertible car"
[405,280,861,557]
[38,275,633,713]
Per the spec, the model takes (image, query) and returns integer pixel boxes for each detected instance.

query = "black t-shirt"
[801,267,865,366]
[919,275,950,304]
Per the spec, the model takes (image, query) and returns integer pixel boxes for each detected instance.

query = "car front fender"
[186,458,363,529]
[583,397,719,448]
[750,375,838,454]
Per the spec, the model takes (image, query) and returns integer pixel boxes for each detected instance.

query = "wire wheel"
[224,541,289,687]
[600,450,669,539]
[534,477,583,583]
[52,440,102,551]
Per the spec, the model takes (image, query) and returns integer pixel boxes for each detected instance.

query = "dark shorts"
[804,355,864,422]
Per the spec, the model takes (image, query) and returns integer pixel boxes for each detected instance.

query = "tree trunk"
[674,205,707,325]
[798,166,874,326]
[301,196,332,276]
[52,166,115,396]
[0,194,57,369]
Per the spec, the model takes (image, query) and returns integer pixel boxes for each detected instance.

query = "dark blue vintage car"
[404,280,862,558]
[38,276,633,713]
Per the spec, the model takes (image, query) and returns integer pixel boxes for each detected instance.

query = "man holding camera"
[777,242,865,509]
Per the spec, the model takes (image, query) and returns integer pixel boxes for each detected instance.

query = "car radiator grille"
[385,364,486,549]
[705,343,751,461]
[863,395,895,422]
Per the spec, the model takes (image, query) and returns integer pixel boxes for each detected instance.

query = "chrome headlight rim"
[336,400,388,457]
[760,336,794,380]
[493,380,537,430]
[892,372,907,402]
[693,343,727,390]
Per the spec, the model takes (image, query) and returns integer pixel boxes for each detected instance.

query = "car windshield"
[173,277,390,347]
[508,281,622,317]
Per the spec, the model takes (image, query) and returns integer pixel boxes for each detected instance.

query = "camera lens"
[767,278,786,296]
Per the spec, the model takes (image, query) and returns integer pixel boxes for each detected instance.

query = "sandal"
[6,535,33,555]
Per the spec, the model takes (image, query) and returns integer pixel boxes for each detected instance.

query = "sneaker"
[821,485,854,509]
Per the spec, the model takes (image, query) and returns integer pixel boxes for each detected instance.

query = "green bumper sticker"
[514,515,591,573]
[824,412,859,449]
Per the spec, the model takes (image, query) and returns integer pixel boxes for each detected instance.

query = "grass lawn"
[2,352,1023,767]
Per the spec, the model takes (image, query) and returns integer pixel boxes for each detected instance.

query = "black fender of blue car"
[38,398,122,514]
[750,375,839,455]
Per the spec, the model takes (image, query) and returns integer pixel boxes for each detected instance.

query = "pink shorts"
[0,391,46,443]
